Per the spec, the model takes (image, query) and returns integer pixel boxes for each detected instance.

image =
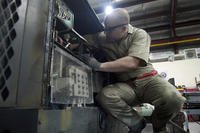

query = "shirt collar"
[128,24,134,34]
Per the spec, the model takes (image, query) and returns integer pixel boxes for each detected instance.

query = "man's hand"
[88,57,101,70]
[84,56,101,71]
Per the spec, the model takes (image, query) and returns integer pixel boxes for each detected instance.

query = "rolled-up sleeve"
[128,29,151,64]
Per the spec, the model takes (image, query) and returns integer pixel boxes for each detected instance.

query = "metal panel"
[0,109,38,133]
[38,109,72,133]
[0,0,50,108]
[15,0,49,107]
[38,107,102,133]
[0,0,103,108]
[51,46,93,104]
[0,0,26,107]
[0,107,102,133]
[64,0,104,35]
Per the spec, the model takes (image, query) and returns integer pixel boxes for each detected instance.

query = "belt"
[125,70,158,85]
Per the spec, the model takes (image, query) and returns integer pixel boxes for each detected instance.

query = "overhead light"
[105,5,113,15]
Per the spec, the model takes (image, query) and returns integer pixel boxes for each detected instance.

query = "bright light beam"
[105,5,113,15]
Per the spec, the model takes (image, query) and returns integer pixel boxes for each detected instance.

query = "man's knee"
[154,92,185,116]
[167,96,184,113]
[97,83,136,105]
[96,85,119,106]
[168,91,185,112]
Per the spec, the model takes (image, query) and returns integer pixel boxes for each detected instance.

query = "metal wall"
[0,0,105,108]
[0,0,49,108]
[16,0,49,108]
[0,0,26,107]
[0,107,102,133]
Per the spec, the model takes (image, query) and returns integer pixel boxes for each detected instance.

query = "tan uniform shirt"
[86,24,155,81]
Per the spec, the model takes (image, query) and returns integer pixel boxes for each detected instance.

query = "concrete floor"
[188,122,200,133]
[142,122,200,133]
[104,115,200,133]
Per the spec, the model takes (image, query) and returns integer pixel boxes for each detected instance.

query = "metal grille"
[0,0,21,101]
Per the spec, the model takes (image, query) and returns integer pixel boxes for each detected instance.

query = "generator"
[0,0,107,132]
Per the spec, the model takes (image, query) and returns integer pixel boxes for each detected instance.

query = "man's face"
[104,26,126,42]
[104,14,128,42]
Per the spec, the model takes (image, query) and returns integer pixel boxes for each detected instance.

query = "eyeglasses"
[104,23,128,32]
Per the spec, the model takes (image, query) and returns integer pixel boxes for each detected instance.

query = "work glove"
[82,55,101,71]
[88,57,101,70]
[133,103,155,116]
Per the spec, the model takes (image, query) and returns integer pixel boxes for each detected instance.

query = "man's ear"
[121,26,128,33]
[122,26,126,31]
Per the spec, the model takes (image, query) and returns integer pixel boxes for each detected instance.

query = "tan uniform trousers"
[96,74,186,132]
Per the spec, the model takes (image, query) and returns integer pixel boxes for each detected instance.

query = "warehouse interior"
[88,1,200,132]
[0,0,200,133]
[88,0,200,87]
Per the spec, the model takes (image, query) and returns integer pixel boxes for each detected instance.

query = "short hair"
[104,8,130,28]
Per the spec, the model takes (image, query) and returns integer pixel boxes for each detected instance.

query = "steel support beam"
[130,5,200,22]
[131,11,169,21]
[151,34,200,47]
[144,19,200,32]
[94,0,157,14]
[170,0,177,37]
[170,0,177,53]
